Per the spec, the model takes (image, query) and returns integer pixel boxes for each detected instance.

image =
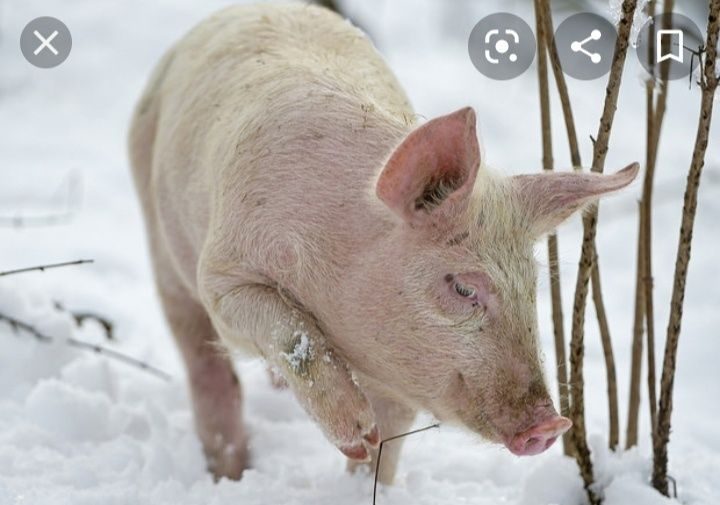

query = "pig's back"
[148,3,414,291]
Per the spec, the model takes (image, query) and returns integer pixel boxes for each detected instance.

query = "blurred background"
[0,1,718,504]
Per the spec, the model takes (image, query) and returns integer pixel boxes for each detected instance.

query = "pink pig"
[129,3,637,483]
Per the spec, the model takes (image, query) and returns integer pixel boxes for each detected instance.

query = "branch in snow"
[532,0,571,457]
[0,311,171,381]
[53,301,114,340]
[0,259,94,277]
[652,0,720,495]
[372,423,439,505]
[569,0,639,503]
[538,0,622,463]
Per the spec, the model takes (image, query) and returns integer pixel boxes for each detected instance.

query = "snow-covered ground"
[0,1,718,504]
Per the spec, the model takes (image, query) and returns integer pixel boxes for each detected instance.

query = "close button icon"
[20,17,72,68]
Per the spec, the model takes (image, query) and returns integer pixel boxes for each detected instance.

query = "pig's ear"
[513,163,639,237]
[376,107,480,227]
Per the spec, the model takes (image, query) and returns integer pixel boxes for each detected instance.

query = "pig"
[128,3,638,484]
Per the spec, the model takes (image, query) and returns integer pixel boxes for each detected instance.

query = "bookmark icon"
[656,29,684,63]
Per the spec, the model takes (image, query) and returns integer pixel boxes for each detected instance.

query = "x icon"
[33,29,59,56]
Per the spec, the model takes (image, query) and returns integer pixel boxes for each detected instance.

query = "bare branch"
[644,0,676,444]
[0,259,94,277]
[628,0,674,450]
[568,1,638,502]
[0,311,171,381]
[627,202,645,449]
[533,0,571,457]
[591,247,619,449]
[53,301,114,340]
[539,0,623,465]
[539,0,581,169]
[373,423,439,505]
[653,0,720,494]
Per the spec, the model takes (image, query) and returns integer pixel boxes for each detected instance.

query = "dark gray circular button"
[20,17,72,69]
[468,13,536,80]
[636,13,703,81]
[554,13,617,80]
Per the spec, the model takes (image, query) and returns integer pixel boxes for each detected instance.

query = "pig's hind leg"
[156,262,249,480]
[129,65,248,480]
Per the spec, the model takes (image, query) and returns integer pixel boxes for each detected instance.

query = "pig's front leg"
[201,280,380,461]
[347,391,416,484]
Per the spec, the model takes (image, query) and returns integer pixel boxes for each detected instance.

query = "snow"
[0,0,718,504]
[280,332,312,373]
[609,0,650,44]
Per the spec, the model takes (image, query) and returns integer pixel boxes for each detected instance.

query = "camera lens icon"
[469,13,536,80]
[485,29,519,63]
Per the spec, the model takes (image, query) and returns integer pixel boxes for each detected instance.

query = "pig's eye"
[454,282,476,298]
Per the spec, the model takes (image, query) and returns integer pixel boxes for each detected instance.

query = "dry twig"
[567,0,638,502]
[53,301,114,340]
[627,202,646,448]
[652,0,719,494]
[539,0,581,169]
[538,0,621,457]
[0,311,170,381]
[643,0,676,443]
[627,0,675,449]
[373,423,439,505]
[1,258,157,377]
[533,0,571,457]
[591,255,619,449]
[0,259,94,277]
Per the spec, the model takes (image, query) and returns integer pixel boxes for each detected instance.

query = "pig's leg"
[200,281,379,460]
[347,392,416,484]
[129,70,247,480]
[156,270,248,480]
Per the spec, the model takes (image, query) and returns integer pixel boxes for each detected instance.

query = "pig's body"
[135,4,413,301]
[130,2,636,484]
[131,3,417,481]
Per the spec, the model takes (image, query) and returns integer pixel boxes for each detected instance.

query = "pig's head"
[346,107,638,456]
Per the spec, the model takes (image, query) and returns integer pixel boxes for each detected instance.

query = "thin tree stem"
[627,202,646,448]
[645,0,675,443]
[569,1,638,503]
[533,0,571,457]
[539,0,623,462]
[0,311,171,381]
[538,0,581,459]
[0,259,94,277]
[652,0,719,494]
[628,0,674,450]
[591,247,619,450]
[540,0,581,169]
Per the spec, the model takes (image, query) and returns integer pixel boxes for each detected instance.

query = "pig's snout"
[504,410,572,456]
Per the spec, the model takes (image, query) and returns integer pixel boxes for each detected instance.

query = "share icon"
[571,29,602,63]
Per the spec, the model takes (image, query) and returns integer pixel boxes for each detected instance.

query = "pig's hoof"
[338,424,380,462]
[340,443,370,462]
[364,424,381,447]
[206,440,249,481]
